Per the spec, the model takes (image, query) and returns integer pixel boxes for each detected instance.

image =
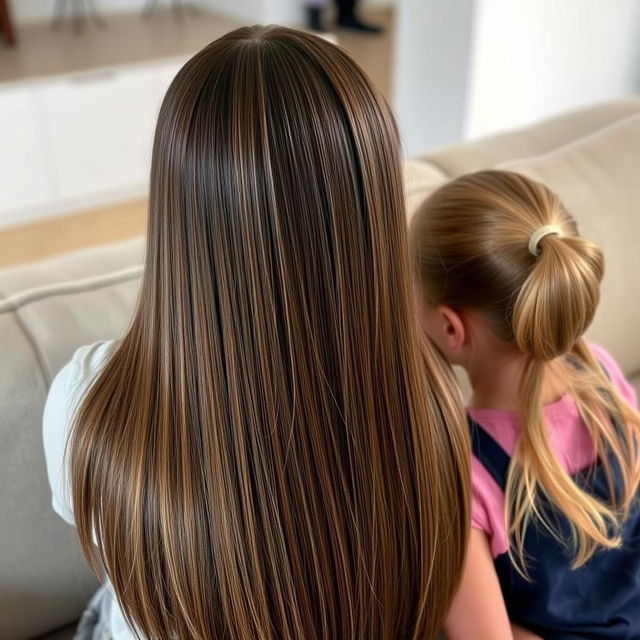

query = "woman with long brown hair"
[43,26,468,640]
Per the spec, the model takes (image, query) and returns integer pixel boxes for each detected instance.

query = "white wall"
[202,0,263,22]
[0,57,187,227]
[14,0,393,25]
[465,0,640,139]
[14,0,144,23]
[394,0,640,156]
[393,0,475,155]
[13,0,263,24]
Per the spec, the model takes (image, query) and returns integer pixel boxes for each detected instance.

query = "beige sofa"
[1,97,640,639]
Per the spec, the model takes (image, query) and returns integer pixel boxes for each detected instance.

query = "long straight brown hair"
[69,26,469,640]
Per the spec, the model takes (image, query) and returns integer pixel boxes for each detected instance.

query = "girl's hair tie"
[528,224,563,256]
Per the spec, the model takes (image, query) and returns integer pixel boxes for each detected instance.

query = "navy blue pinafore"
[469,415,640,639]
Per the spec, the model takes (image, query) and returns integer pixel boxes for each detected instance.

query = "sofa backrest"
[419,96,640,178]
[0,238,143,639]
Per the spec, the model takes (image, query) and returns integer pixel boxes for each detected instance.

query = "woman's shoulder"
[52,339,120,418]
[42,339,119,525]
[66,339,120,389]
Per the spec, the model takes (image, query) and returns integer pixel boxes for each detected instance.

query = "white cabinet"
[39,66,158,200]
[153,58,187,107]
[0,56,189,228]
[0,86,53,222]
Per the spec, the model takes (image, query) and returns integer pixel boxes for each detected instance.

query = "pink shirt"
[469,344,638,558]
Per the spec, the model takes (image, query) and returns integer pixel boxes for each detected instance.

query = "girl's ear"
[438,306,467,353]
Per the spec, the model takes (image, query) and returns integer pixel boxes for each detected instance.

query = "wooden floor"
[0,199,147,269]
[0,7,393,269]
[0,8,243,85]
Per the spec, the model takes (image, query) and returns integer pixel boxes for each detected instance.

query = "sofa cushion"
[500,116,640,378]
[34,623,76,640]
[403,159,448,219]
[0,238,143,640]
[420,97,640,178]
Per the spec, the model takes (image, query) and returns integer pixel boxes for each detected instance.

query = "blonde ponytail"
[508,229,620,572]
[411,169,640,574]
[507,355,622,574]
[512,233,603,361]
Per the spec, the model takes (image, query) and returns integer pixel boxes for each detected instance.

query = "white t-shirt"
[43,339,137,640]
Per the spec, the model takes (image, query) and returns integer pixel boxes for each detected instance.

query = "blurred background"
[2,4,640,639]
[0,0,639,266]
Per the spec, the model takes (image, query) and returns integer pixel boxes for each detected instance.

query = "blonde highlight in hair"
[68,26,469,640]
[411,169,640,575]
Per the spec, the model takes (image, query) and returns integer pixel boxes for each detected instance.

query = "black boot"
[336,14,383,33]
[307,7,325,32]
[336,0,382,34]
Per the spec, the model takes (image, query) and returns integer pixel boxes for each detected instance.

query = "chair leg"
[86,0,105,27]
[52,0,67,29]
[72,0,84,35]
[142,0,158,17]
[142,0,200,19]
[173,0,200,18]
[0,0,17,45]
[52,0,104,33]
[182,0,200,17]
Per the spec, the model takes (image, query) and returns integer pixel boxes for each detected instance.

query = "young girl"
[411,170,640,640]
